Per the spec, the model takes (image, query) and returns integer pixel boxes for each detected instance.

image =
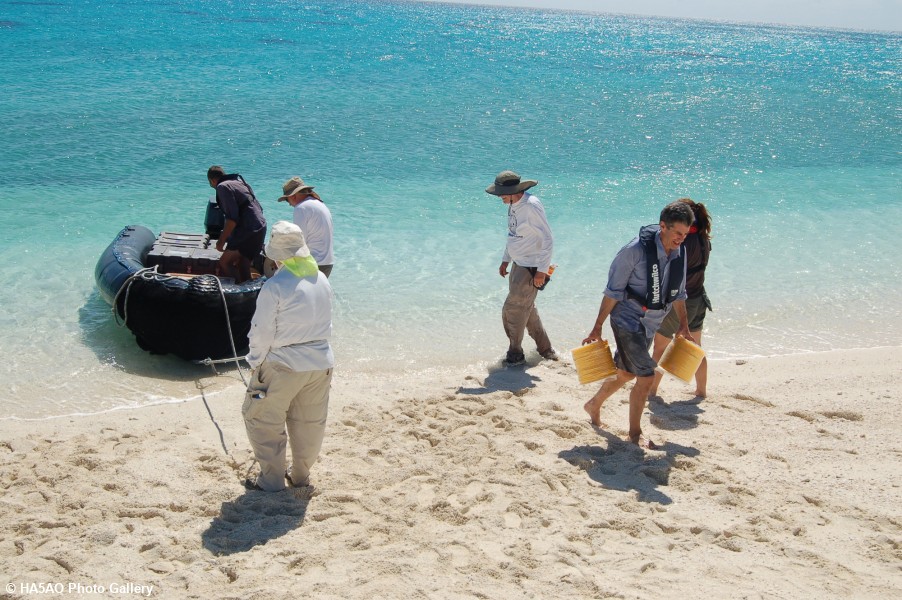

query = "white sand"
[1,348,900,599]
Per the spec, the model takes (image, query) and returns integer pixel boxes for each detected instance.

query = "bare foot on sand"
[583,399,602,426]
[628,433,661,450]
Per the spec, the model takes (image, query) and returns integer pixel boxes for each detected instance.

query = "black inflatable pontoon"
[94,225,264,361]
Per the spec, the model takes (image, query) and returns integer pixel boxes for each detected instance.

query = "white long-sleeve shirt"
[246,267,334,371]
[502,192,554,273]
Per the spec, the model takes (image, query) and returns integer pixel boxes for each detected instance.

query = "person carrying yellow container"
[581,201,696,449]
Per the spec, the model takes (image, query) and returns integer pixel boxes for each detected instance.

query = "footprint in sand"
[443,543,473,568]
[818,410,863,421]
[416,484,436,507]
[731,393,775,408]
[787,410,818,422]
[520,440,545,453]
[503,511,522,528]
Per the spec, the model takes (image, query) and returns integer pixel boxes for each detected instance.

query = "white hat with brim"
[265,221,311,261]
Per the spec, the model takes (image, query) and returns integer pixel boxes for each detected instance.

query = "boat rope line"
[196,379,233,458]
[209,275,249,387]
[110,266,169,328]
[111,266,249,387]
[196,378,257,485]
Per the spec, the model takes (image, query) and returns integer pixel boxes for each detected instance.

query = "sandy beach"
[1,347,900,599]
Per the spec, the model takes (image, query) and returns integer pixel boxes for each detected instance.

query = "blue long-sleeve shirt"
[604,225,688,337]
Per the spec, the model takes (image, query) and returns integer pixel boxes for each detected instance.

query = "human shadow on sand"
[647,396,705,431]
[455,361,542,395]
[201,488,313,555]
[559,431,700,505]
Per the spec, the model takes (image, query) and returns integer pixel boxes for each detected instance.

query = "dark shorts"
[657,293,710,338]
[228,227,266,261]
[611,321,657,377]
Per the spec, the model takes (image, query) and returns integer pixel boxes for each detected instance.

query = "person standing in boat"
[207,165,266,283]
[278,176,334,277]
[243,221,334,492]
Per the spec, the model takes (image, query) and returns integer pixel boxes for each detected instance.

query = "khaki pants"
[242,361,332,491]
[502,263,552,356]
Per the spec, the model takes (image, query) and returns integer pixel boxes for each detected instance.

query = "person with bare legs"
[648,199,712,401]
[207,165,266,283]
[581,201,695,448]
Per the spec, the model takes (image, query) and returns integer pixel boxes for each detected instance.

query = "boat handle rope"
[110,266,169,328]
[209,275,249,387]
[111,266,249,387]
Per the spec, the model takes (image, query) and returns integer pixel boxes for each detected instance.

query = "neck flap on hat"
[282,255,319,277]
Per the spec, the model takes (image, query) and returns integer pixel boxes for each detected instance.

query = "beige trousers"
[242,360,332,491]
[502,263,552,356]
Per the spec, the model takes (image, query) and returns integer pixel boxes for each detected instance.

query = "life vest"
[626,225,685,311]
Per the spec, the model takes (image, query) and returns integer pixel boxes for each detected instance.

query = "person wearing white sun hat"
[242,221,334,492]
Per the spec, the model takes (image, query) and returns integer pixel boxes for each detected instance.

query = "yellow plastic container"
[571,340,617,384]
[657,336,705,383]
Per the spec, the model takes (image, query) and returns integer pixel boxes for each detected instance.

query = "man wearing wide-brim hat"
[486,170,558,366]
[278,176,335,278]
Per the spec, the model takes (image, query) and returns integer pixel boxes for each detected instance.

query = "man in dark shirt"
[207,166,267,283]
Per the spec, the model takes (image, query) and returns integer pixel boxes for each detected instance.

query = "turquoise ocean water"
[1,0,899,418]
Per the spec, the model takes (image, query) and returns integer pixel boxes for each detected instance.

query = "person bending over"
[207,165,266,283]
[582,201,695,449]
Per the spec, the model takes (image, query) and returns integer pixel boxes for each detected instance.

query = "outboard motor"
[204,196,225,239]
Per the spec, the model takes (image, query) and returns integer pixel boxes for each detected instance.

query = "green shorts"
[657,293,710,338]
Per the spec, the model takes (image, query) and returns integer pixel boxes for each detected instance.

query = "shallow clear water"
[1,1,899,418]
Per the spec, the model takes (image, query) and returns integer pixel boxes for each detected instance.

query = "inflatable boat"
[94,224,265,361]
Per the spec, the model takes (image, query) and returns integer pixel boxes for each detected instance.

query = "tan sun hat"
[485,170,538,196]
[277,176,315,202]
[264,221,310,261]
